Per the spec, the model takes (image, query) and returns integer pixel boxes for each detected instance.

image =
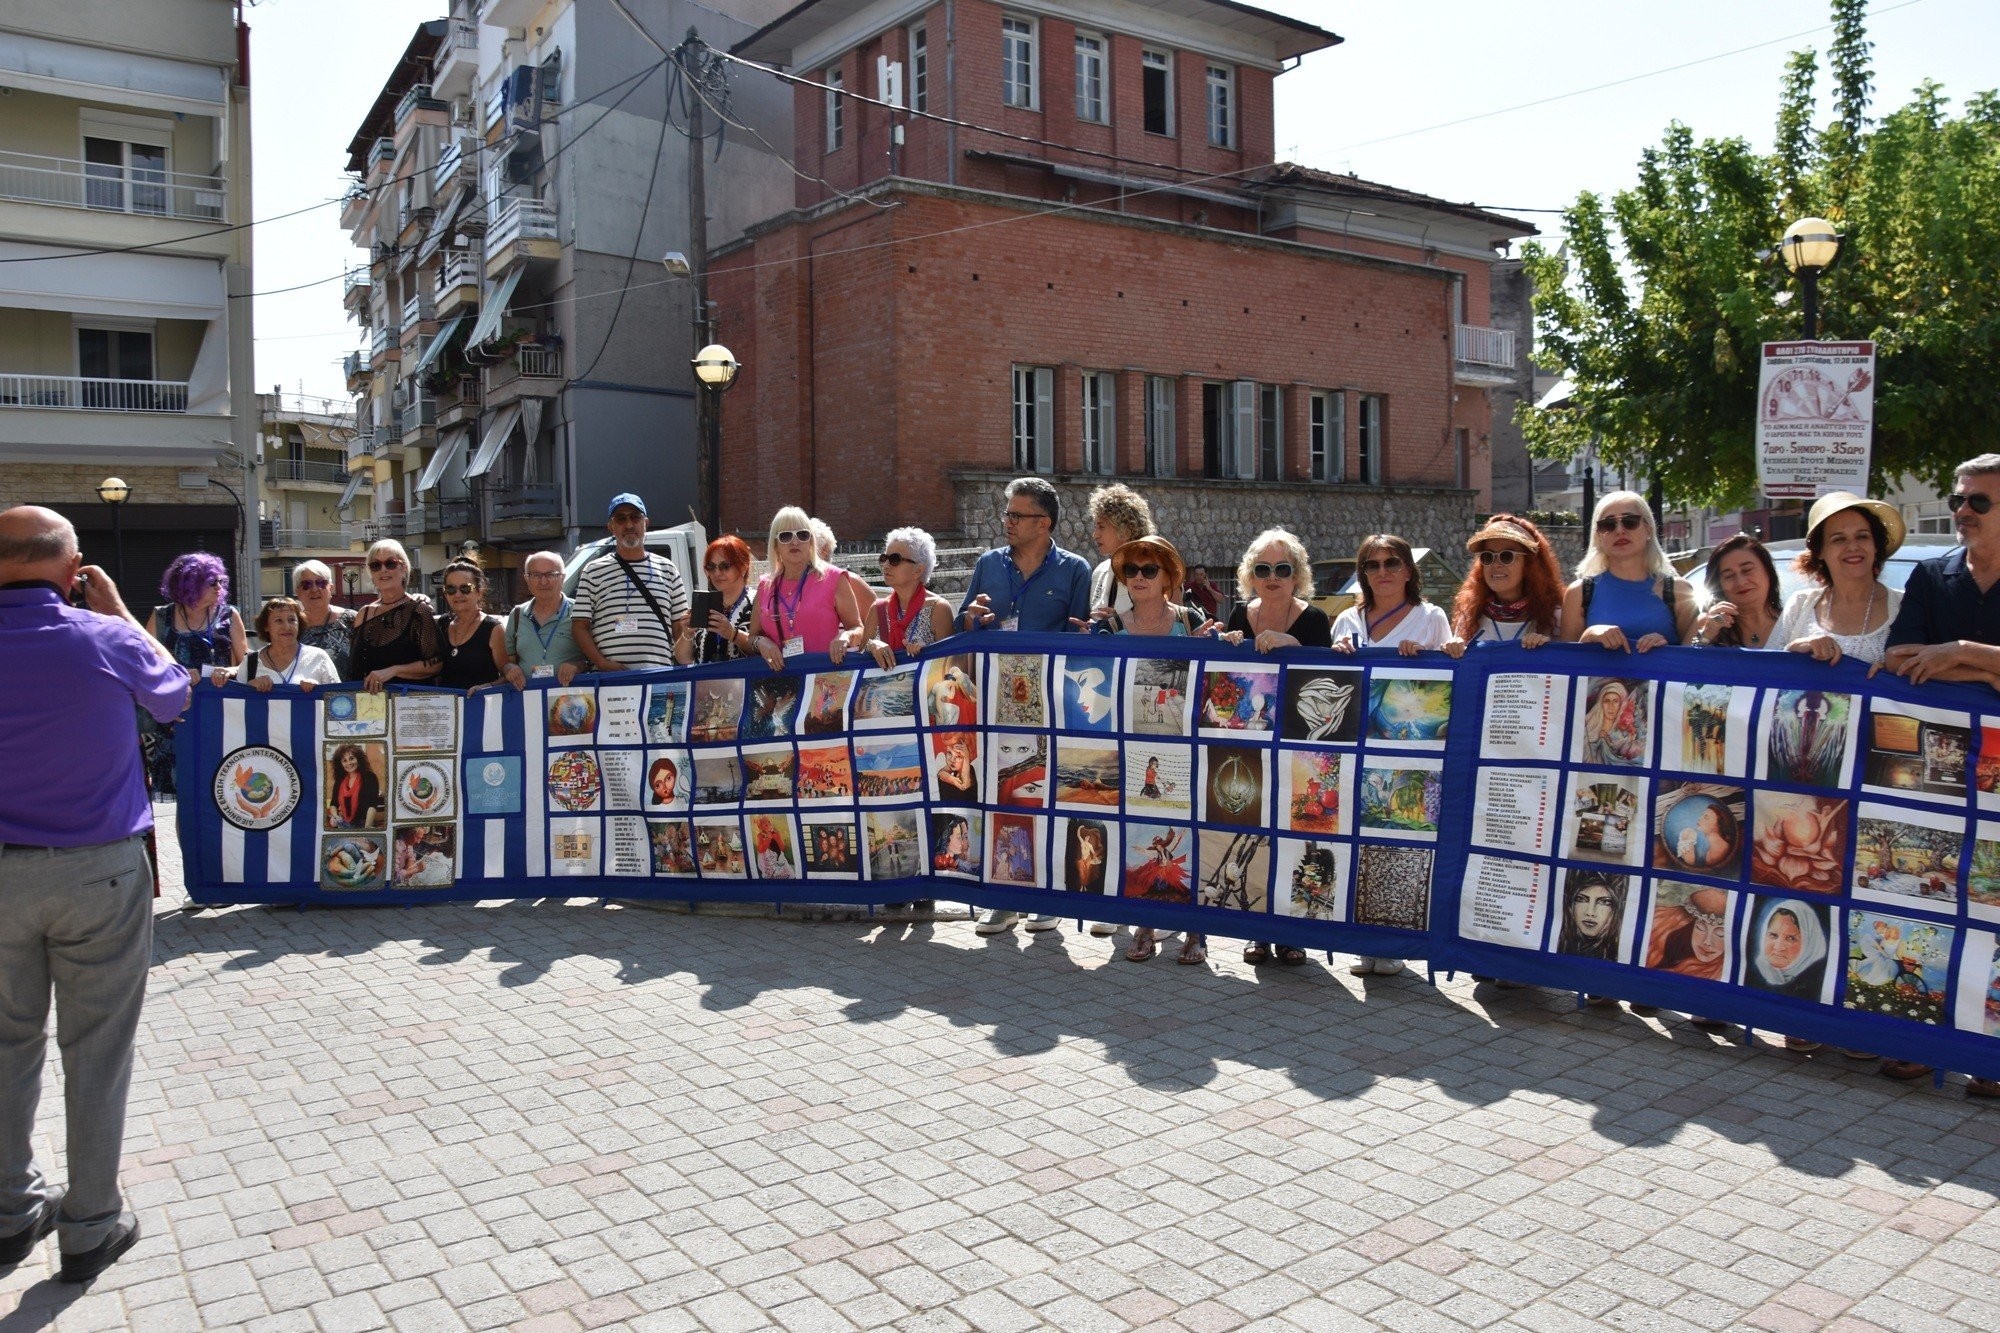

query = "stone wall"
[949,470,1481,582]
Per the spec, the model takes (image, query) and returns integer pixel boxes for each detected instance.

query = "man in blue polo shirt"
[958,477,1090,936]
[0,505,189,1282]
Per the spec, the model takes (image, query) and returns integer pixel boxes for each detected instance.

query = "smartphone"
[693,590,721,625]
[68,571,90,608]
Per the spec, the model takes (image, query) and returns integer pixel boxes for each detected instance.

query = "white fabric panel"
[264,699,292,882]
[0,242,225,320]
[0,31,227,112]
[220,698,246,883]
[185,311,230,416]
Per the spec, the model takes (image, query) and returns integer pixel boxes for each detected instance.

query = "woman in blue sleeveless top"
[1559,491,1696,651]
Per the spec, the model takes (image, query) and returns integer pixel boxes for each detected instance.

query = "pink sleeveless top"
[757,565,846,652]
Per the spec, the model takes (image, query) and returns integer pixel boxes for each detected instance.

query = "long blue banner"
[178,637,2000,1078]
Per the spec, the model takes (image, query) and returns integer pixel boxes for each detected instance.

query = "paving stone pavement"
[5,813,2000,1331]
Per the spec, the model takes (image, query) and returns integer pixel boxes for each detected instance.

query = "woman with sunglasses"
[1561,491,1696,652]
[433,558,505,691]
[141,551,246,795]
[1219,529,1330,656]
[1331,534,1448,657]
[749,506,866,670]
[676,535,758,664]
[349,539,442,692]
[1443,514,1565,655]
[290,559,356,678]
[1687,534,1783,649]
[865,526,955,669]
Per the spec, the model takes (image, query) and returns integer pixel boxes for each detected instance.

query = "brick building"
[712,0,1536,567]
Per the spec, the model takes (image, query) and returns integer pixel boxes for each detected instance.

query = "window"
[1012,365,1053,473]
[1075,33,1107,124]
[910,25,928,112]
[84,137,168,215]
[1001,16,1038,110]
[1202,381,1257,479]
[825,66,844,151]
[76,324,164,409]
[1080,372,1115,475]
[1145,375,1176,477]
[1258,384,1281,481]
[1206,65,1234,148]
[1309,391,1345,482]
[1358,394,1384,485]
[1455,427,1471,489]
[1142,50,1173,136]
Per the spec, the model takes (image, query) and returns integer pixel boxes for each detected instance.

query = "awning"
[0,241,224,320]
[408,314,466,376]
[464,404,521,481]
[0,31,227,114]
[413,429,467,497]
[466,267,524,347]
[336,470,368,511]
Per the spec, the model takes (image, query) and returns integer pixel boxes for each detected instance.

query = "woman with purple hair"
[141,550,246,795]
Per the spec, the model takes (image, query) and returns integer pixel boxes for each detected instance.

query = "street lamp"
[693,342,740,535]
[96,476,130,587]
[1779,216,1843,340]
[342,565,359,605]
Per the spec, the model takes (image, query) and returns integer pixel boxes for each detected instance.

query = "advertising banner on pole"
[1756,340,1876,498]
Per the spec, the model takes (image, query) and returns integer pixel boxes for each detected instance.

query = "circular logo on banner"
[326,694,357,723]
[214,746,302,831]
[547,750,603,811]
[396,759,454,819]
[481,761,508,788]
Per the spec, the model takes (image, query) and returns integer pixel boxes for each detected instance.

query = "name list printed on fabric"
[1481,672,1569,760]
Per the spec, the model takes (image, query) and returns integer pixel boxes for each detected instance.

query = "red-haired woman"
[676,535,757,664]
[1443,514,1565,655]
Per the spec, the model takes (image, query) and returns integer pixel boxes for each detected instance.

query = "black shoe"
[0,1190,61,1265]
[57,1213,138,1284]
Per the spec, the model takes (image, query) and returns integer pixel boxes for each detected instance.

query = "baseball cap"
[606,492,648,519]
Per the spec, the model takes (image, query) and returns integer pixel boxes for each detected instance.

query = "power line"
[572,62,672,383]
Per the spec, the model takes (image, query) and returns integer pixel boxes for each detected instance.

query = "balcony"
[368,325,400,363]
[395,83,447,128]
[344,350,372,388]
[487,483,564,538]
[0,150,225,221]
[1454,324,1518,387]
[483,0,547,30]
[366,510,415,540]
[269,459,351,487]
[267,527,353,553]
[379,417,404,449]
[434,19,479,99]
[484,198,560,275]
[402,291,437,335]
[434,135,479,198]
[402,395,437,441]
[343,268,372,314]
[436,249,480,317]
[370,137,396,172]
[482,341,563,408]
[436,373,480,430]
[347,430,376,469]
[0,374,188,413]
[436,499,473,537]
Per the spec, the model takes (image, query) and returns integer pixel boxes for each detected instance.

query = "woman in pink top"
[750,505,866,669]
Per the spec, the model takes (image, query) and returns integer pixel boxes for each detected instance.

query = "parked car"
[561,519,709,600]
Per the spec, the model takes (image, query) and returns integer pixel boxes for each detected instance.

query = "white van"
[560,519,709,600]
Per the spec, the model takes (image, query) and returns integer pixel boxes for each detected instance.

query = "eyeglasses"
[367,559,403,571]
[774,529,811,545]
[296,578,329,590]
[702,560,739,574]
[525,569,561,580]
[1120,562,1164,580]
[443,583,477,595]
[1595,513,1647,533]
[879,552,916,567]
[1476,550,1522,567]
[1949,493,1996,514]
[1251,561,1294,581]
[1360,557,1405,574]
[1001,510,1048,525]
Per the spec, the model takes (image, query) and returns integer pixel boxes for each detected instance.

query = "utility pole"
[679,29,718,535]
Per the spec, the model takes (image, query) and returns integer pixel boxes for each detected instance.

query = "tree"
[1521,0,2000,505]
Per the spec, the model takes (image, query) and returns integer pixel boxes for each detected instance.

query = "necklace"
[1819,582,1878,637]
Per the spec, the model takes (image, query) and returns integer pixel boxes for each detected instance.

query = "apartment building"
[257,390,366,603]
[338,1,793,600]
[0,0,255,608]
[715,0,1536,570]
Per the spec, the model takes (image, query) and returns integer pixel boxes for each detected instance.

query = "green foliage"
[1521,0,2000,504]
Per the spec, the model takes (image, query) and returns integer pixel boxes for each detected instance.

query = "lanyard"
[1006,551,1053,616]
[264,646,301,684]
[621,559,654,615]
[527,596,570,654]
[1365,601,1412,645]
[772,569,813,641]
[701,592,748,659]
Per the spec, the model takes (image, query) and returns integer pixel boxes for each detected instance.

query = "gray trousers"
[0,835,152,1254]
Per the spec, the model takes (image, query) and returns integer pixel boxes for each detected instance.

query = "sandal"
[1242,943,1271,964]
[1177,935,1207,966]
[1276,946,1307,966]
[1124,928,1158,963]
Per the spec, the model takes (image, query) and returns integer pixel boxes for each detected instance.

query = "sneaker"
[975,910,1022,936]
[1024,915,1061,933]
[1086,921,1119,937]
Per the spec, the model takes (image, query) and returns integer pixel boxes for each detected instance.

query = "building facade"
[337,1,793,601]
[0,0,255,609]
[712,0,1535,569]
[256,390,366,603]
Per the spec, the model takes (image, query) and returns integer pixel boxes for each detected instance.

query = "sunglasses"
[1949,493,1996,514]
[702,560,739,574]
[296,577,329,590]
[1252,562,1295,580]
[443,583,477,595]
[1120,562,1164,580]
[1595,513,1647,533]
[775,529,811,545]
[1360,557,1405,573]
[367,559,403,571]
[879,552,916,567]
[1476,549,1522,567]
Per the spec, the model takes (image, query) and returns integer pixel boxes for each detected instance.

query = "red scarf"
[878,586,929,653]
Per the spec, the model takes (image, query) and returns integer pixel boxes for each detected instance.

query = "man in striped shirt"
[572,494,688,672]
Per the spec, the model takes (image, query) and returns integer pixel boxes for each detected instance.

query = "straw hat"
[1466,514,1541,551]
[1806,492,1905,557]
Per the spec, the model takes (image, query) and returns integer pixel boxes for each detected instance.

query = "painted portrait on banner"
[1554,870,1633,963]
[1055,655,1118,733]
[928,729,980,804]
[930,810,983,878]
[920,653,980,729]
[1652,782,1744,879]
[323,742,388,832]
[801,817,859,878]
[989,732,1050,808]
[1571,677,1651,768]
[1056,818,1114,895]
[1741,895,1836,1002]
[392,824,456,889]
[1642,882,1735,982]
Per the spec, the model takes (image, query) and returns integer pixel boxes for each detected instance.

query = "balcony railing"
[487,197,558,254]
[343,268,372,298]
[516,343,561,378]
[344,350,371,381]
[402,397,437,436]
[434,136,479,195]
[492,484,562,521]
[1454,324,1517,370]
[402,292,436,329]
[268,527,351,550]
[269,460,351,485]
[437,499,472,531]
[369,326,396,357]
[0,373,189,413]
[370,137,396,169]
[395,83,440,125]
[348,430,375,464]
[0,150,225,221]
[437,249,478,298]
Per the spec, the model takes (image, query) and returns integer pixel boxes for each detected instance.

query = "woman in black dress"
[434,558,505,691]
[349,539,442,690]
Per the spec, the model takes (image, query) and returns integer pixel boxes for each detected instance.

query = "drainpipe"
[944,1,956,186]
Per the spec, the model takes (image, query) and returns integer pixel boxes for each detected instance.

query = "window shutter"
[1034,367,1054,473]
[1098,381,1115,475]
[1230,380,1256,479]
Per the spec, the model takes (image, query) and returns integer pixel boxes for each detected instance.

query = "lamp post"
[342,564,359,607]
[692,342,740,535]
[96,476,130,587]
[206,476,247,612]
[1779,216,1843,340]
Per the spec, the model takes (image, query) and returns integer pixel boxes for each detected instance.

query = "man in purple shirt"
[0,505,188,1283]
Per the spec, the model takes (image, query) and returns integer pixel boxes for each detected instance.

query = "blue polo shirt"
[958,543,1092,633]
[1885,548,2000,648]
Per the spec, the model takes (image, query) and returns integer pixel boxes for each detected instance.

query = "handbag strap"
[613,555,676,633]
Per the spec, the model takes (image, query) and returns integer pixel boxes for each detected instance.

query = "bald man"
[500,549,586,688]
[0,506,188,1283]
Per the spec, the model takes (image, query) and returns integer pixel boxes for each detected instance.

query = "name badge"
[612,617,639,636]
[1001,616,1019,632]
[782,636,806,659]
[531,664,554,679]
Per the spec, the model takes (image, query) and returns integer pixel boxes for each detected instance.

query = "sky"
[247,0,2000,402]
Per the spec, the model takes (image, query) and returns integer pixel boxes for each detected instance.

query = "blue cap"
[606,492,648,519]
